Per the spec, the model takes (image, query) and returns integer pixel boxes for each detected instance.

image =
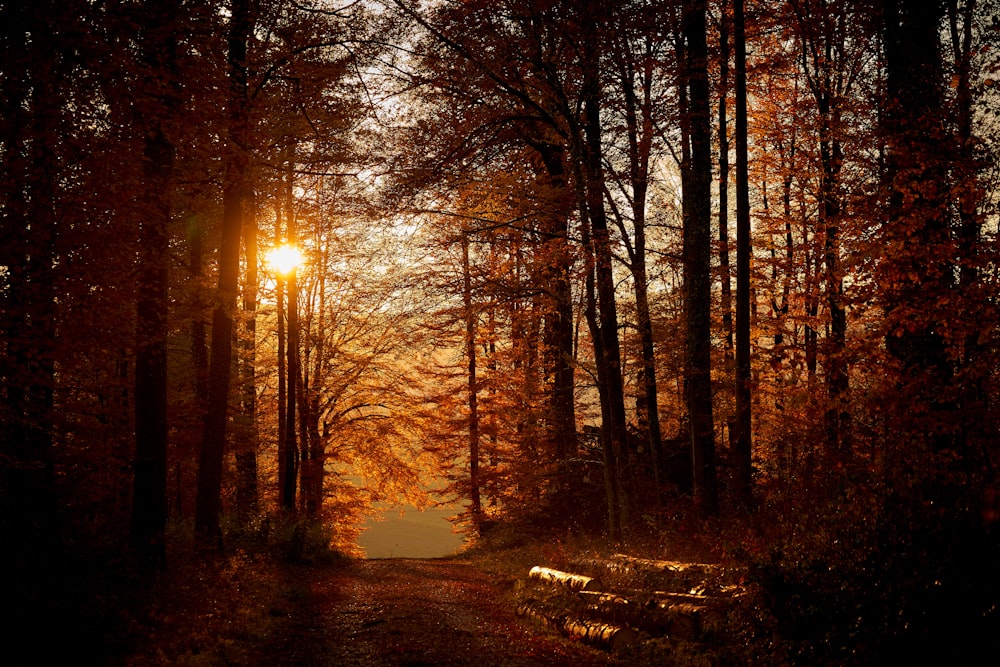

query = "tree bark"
[528,565,603,592]
[463,231,483,526]
[682,0,719,517]
[235,188,259,518]
[880,0,955,448]
[733,0,753,509]
[283,158,300,512]
[276,273,289,507]
[947,0,988,462]
[581,4,630,535]
[534,143,578,462]
[195,0,251,547]
[516,604,639,651]
[613,26,664,491]
[131,0,178,565]
[189,215,208,404]
[717,0,734,361]
[790,0,852,455]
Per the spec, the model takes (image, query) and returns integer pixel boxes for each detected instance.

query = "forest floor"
[254,558,617,666]
[111,554,620,666]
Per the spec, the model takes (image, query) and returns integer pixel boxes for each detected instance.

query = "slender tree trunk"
[301,232,327,517]
[276,273,288,507]
[581,218,620,540]
[236,189,259,518]
[535,144,577,462]
[581,9,629,534]
[284,286,298,515]
[682,0,718,517]
[195,0,251,547]
[190,215,208,404]
[282,159,300,512]
[948,0,988,462]
[574,138,620,539]
[733,0,753,509]
[463,232,483,526]
[880,0,955,449]
[821,125,849,455]
[615,30,664,492]
[131,0,178,564]
[294,313,308,515]
[794,6,850,455]
[718,0,734,360]
[804,240,819,383]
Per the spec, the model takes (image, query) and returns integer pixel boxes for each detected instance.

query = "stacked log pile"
[515,554,745,653]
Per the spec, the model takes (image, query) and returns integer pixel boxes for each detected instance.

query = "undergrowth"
[3,511,355,666]
[460,478,1000,667]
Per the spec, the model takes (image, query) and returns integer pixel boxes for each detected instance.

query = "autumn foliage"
[2,0,1000,663]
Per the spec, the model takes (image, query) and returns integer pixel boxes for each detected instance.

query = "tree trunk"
[235,188,259,518]
[195,0,251,547]
[682,0,718,517]
[581,6,630,535]
[790,0,852,456]
[733,0,753,509]
[283,159,300,512]
[581,218,621,540]
[131,0,178,565]
[285,273,300,512]
[528,566,603,592]
[534,143,577,462]
[189,214,208,404]
[300,225,327,518]
[948,0,988,462]
[516,604,638,651]
[614,28,664,492]
[463,231,483,526]
[880,0,955,449]
[276,273,289,507]
[717,0,734,361]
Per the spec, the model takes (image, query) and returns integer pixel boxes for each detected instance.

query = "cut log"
[609,553,718,576]
[654,601,705,638]
[517,602,567,630]
[562,616,638,652]
[517,602,638,651]
[578,590,632,607]
[586,553,732,593]
[578,590,708,639]
[528,565,603,592]
[652,590,734,608]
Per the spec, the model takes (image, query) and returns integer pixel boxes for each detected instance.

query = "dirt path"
[256,558,617,666]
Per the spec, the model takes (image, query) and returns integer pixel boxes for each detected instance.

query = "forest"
[3,0,1000,664]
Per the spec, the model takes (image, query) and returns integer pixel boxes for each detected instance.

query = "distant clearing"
[358,505,466,558]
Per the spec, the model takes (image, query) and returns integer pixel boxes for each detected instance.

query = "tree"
[945,0,994,466]
[462,231,484,526]
[195,0,252,548]
[131,0,182,564]
[575,0,631,538]
[390,0,609,525]
[681,0,719,516]
[879,0,957,449]
[731,0,753,508]
[235,190,260,517]
[717,0,735,363]
[604,0,675,498]
[397,0,583,466]
[788,0,869,456]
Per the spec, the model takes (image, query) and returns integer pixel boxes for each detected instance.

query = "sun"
[266,243,304,275]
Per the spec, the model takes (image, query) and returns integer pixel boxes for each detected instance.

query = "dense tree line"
[2,0,1000,662]
[0,0,416,571]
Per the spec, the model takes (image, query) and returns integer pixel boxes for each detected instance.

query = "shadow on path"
[257,558,617,666]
